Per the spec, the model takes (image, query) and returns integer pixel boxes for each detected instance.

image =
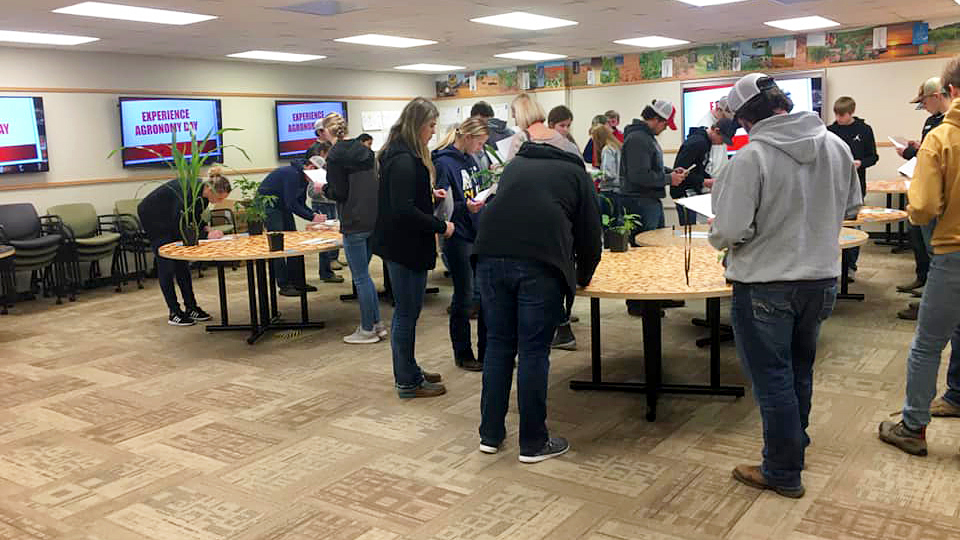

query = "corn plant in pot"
[600,196,641,253]
[230,175,276,235]
[109,127,249,246]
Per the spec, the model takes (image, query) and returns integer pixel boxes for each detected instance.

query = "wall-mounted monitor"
[275,100,347,159]
[681,70,824,152]
[119,97,223,168]
[0,96,49,175]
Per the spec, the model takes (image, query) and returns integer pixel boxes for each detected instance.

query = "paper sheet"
[898,157,917,178]
[360,111,383,131]
[298,237,338,245]
[807,32,826,47]
[473,183,498,203]
[381,110,401,130]
[873,27,888,49]
[673,230,710,239]
[673,193,715,219]
[784,39,797,59]
[199,235,234,243]
[661,58,673,78]
[494,103,511,122]
[888,136,908,150]
[304,168,327,187]
[496,135,513,160]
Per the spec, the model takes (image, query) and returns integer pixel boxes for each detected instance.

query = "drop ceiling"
[4,0,960,72]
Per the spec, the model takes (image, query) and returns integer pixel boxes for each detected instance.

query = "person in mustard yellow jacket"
[880,57,960,457]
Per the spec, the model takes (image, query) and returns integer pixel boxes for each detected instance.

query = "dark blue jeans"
[443,236,486,361]
[386,260,427,389]
[264,206,304,289]
[731,279,837,489]
[620,196,664,244]
[311,201,338,278]
[477,256,565,454]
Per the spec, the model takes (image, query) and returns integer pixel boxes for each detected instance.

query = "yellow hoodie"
[909,97,960,254]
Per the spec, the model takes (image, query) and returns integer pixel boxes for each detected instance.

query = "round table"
[843,206,908,227]
[159,230,341,344]
[863,183,910,250]
[571,245,745,421]
[635,225,869,249]
[0,245,14,315]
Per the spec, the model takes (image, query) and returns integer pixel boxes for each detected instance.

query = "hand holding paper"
[674,193,715,219]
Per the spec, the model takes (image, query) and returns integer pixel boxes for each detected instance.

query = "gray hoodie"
[709,111,862,283]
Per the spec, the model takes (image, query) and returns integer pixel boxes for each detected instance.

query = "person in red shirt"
[606,110,625,142]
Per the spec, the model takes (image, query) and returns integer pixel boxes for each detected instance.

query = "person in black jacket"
[672,118,737,225]
[433,117,489,372]
[320,113,385,344]
[473,141,602,464]
[373,97,455,399]
[827,96,879,280]
[137,168,231,326]
[258,152,326,296]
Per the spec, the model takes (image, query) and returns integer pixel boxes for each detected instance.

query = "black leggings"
[149,234,197,312]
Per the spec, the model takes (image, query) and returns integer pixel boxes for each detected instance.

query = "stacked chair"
[46,203,123,295]
[114,198,150,289]
[0,203,68,304]
[0,245,15,314]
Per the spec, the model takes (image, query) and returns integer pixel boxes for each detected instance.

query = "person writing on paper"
[672,118,738,225]
[373,97,455,399]
[319,113,387,345]
[137,167,231,326]
[880,56,960,456]
[710,73,861,498]
[258,147,327,297]
[894,77,950,319]
[506,94,580,161]
[432,117,489,371]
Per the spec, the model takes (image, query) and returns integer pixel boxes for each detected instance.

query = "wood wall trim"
[0,167,275,192]
[0,87,415,101]
[434,87,565,101]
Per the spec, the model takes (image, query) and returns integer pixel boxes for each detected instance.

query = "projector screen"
[0,96,49,175]
[275,101,348,159]
[119,97,223,168]
[682,72,824,151]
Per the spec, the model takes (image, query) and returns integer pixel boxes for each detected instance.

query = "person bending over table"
[258,149,327,297]
[473,137,602,464]
[138,167,231,326]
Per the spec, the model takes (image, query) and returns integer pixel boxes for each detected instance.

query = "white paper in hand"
[474,183,498,203]
[674,193,715,219]
[898,157,917,179]
[888,136,908,150]
[304,168,327,187]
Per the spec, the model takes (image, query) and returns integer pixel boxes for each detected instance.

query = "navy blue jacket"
[257,160,315,221]
[433,144,482,242]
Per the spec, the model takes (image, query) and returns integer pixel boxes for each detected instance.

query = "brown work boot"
[930,397,960,417]
[897,278,925,293]
[422,371,443,383]
[897,304,919,321]
[878,420,927,456]
[397,381,447,399]
[732,465,805,498]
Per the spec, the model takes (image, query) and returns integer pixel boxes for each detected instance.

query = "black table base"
[837,260,864,302]
[206,260,325,344]
[874,193,909,251]
[570,297,745,421]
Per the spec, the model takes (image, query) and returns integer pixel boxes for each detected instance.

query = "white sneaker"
[374,321,389,338]
[343,327,380,344]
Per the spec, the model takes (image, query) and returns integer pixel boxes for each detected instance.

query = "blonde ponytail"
[205,165,232,194]
[434,117,489,150]
[322,112,348,141]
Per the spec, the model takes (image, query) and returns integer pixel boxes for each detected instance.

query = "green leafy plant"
[602,212,642,235]
[231,174,277,224]
[109,127,249,244]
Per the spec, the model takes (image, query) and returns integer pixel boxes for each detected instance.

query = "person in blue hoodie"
[433,117,490,371]
[258,150,326,296]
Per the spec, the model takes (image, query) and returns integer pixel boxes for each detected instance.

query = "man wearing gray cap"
[709,73,862,498]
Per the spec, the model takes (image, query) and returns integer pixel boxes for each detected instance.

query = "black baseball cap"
[714,118,739,146]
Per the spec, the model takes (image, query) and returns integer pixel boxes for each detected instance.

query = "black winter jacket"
[324,139,378,235]
[620,120,672,199]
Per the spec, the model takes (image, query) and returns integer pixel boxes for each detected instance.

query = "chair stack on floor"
[47,203,123,295]
[114,198,151,289]
[0,203,68,305]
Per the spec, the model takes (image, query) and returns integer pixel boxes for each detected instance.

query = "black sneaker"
[519,437,570,463]
[302,284,318,292]
[168,310,195,326]
[185,306,211,322]
[551,324,577,351]
[279,286,303,297]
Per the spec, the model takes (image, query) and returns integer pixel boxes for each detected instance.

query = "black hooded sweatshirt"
[137,179,208,240]
[827,117,879,195]
[324,138,378,235]
[473,142,603,297]
[671,127,713,200]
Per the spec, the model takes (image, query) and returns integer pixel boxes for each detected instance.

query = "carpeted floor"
[0,242,957,540]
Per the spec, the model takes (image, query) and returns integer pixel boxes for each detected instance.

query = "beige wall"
[0,47,434,215]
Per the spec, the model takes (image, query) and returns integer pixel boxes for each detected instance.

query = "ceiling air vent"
[273,1,366,16]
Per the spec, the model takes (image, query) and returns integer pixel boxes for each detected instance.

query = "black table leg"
[708,298,721,387]
[693,300,734,348]
[217,264,228,326]
[838,259,865,301]
[591,297,601,382]
[268,261,278,318]
[641,300,662,421]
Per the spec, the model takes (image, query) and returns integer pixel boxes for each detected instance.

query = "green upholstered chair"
[0,203,68,304]
[113,198,150,288]
[47,203,123,294]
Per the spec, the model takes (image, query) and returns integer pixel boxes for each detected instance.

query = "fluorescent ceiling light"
[395,63,466,72]
[0,30,98,45]
[615,36,690,48]
[675,0,750,6]
[494,51,567,61]
[765,16,840,32]
[334,34,436,48]
[53,2,216,25]
[227,50,325,62]
[470,11,578,31]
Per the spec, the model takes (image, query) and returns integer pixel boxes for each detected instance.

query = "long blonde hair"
[435,117,489,150]
[591,123,621,156]
[511,93,546,130]
[322,112,348,141]
[379,97,439,183]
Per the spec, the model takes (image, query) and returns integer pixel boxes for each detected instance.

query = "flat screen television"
[118,97,223,167]
[0,96,49,174]
[681,71,824,152]
[275,100,347,159]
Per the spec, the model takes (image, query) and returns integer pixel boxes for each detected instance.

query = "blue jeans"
[477,256,565,454]
[443,236,486,361]
[915,220,960,406]
[312,201,339,278]
[620,196,664,242]
[902,251,960,428]
[730,279,837,489]
[343,231,380,331]
[264,206,304,288]
[386,261,427,389]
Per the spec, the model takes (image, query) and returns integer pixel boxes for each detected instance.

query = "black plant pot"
[267,232,284,252]
[605,230,629,253]
[247,220,264,235]
[182,226,200,247]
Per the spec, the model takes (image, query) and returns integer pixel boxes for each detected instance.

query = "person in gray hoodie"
[710,73,861,499]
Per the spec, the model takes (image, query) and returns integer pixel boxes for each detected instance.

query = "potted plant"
[230,175,276,235]
[599,196,641,253]
[109,127,248,246]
